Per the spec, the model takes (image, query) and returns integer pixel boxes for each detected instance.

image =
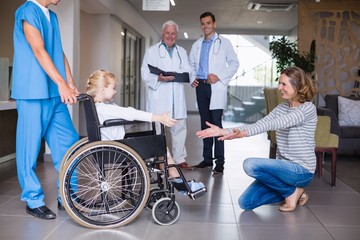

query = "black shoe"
[213,165,224,174]
[193,160,213,168]
[26,205,56,220]
[58,200,65,211]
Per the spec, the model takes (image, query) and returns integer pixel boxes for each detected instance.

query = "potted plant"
[269,36,315,75]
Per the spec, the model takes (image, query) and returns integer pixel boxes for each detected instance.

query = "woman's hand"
[196,121,227,138]
[196,121,248,140]
[219,128,247,140]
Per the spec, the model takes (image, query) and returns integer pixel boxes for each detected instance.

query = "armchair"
[263,87,284,158]
[315,115,339,186]
[317,94,360,155]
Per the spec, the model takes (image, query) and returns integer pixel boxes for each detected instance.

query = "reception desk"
[0,101,45,164]
[0,101,17,163]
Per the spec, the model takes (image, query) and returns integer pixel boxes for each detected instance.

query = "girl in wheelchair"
[86,70,205,194]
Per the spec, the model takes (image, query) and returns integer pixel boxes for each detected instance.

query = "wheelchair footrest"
[170,178,207,199]
[189,187,207,200]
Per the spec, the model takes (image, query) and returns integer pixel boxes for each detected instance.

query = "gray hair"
[162,20,178,32]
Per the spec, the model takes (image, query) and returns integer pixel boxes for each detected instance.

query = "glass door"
[122,29,141,108]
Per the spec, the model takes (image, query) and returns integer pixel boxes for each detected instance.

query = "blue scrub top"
[11,1,65,99]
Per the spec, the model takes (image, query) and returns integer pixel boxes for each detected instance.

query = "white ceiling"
[125,0,299,40]
[80,0,299,40]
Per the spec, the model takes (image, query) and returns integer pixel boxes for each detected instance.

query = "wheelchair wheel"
[60,137,89,175]
[152,197,180,226]
[60,141,150,228]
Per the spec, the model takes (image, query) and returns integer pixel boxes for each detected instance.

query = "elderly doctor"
[141,20,193,170]
[189,12,239,174]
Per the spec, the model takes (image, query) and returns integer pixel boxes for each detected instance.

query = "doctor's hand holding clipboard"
[148,64,190,83]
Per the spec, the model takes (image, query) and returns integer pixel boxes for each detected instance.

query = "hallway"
[0,113,359,240]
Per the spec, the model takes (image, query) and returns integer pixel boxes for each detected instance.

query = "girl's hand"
[160,112,177,127]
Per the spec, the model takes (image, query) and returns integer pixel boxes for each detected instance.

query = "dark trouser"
[196,81,224,166]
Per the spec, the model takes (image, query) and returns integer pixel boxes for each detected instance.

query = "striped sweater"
[232,101,317,173]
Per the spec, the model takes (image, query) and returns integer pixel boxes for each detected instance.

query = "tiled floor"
[0,113,360,240]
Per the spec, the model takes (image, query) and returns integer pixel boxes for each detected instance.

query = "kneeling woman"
[196,66,317,211]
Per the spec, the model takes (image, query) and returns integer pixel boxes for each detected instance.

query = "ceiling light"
[170,0,175,6]
[247,2,297,11]
[184,32,188,39]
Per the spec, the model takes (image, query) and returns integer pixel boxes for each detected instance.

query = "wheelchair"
[59,94,206,228]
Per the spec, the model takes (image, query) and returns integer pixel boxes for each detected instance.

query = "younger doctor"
[189,12,239,173]
[141,20,193,170]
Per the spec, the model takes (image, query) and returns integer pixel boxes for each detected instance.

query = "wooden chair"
[315,115,339,186]
[263,87,284,158]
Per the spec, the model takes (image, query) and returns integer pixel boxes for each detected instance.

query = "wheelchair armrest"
[103,119,147,127]
[103,119,165,135]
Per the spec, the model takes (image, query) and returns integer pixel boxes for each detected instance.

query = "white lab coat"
[141,42,192,119]
[189,33,239,110]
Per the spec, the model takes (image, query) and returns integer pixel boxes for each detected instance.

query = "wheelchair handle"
[77,93,92,102]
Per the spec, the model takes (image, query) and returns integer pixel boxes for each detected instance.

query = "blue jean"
[238,157,314,210]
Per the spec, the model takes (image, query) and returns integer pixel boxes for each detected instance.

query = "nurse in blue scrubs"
[12,0,79,220]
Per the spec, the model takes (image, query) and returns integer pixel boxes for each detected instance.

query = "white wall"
[79,12,125,135]
[98,0,159,46]
[77,0,160,135]
[51,1,81,131]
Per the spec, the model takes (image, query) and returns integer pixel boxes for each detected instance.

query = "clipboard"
[148,64,190,83]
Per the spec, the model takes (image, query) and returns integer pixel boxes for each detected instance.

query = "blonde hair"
[86,70,117,98]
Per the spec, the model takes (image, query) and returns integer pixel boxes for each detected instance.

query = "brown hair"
[200,12,215,22]
[86,70,117,98]
[280,66,317,103]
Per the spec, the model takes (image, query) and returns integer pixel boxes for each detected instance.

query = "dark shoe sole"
[26,205,56,220]
[213,165,224,174]
[193,161,213,168]
[58,201,65,211]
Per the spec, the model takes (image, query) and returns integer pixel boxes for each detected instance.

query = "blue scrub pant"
[16,97,79,208]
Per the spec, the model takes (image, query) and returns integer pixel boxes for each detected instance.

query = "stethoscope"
[212,37,221,55]
[158,43,183,69]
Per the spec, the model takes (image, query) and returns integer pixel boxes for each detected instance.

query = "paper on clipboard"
[148,64,190,83]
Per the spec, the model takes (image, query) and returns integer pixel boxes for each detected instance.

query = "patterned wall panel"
[312,10,360,97]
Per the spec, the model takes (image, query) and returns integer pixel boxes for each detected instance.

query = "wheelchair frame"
[59,94,206,228]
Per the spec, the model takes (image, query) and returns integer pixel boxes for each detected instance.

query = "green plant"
[269,36,315,75]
